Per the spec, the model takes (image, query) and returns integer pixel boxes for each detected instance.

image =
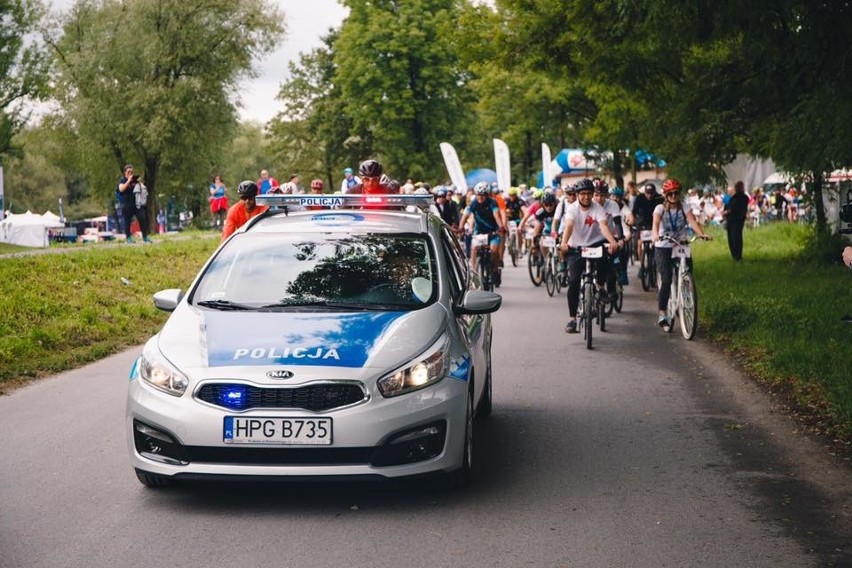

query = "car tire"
[447,387,474,490]
[135,469,173,488]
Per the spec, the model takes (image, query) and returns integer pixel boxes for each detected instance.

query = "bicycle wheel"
[641,247,652,291]
[509,235,519,267]
[584,279,594,349]
[479,253,493,292]
[545,263,556,296]
[598,292,607,332]
[614,283,623,313]
[649,252,658,289]
[679,272,698,340]
[527,249,544,287]
[664,276,677,333]
[555,267,564,294]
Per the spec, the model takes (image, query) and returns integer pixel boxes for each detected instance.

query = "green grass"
[694,222,852,438]
[0,235,219,391]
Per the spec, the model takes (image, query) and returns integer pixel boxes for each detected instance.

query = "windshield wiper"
[196,299,254,311]
[258,300,404,311]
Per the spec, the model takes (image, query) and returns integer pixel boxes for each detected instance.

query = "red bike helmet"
[662,178,682,194]
[310,179,324,191]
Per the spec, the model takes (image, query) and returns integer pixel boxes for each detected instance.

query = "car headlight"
[139,344,189,397]
[377,336,449,398]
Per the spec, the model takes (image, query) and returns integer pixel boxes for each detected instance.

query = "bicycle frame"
[577,245,606,349]
[661,236,698,340]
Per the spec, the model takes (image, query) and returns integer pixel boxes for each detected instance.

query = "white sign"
[493,139,511,190]
[541,143,552,188]
[0,166,4,221]
[439,143,467,192]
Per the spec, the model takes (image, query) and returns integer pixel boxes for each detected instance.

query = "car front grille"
[195,382,367,412]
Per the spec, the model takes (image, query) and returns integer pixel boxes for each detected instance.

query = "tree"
[0,0,49,162]
[47,0,284,231]
[334,0,478,181]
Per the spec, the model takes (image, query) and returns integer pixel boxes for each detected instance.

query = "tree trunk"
[812,170,827,233]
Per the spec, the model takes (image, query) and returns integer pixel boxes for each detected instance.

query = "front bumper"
[127,374,468,481]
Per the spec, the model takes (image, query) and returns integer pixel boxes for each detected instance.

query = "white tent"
[0,210,65,248]
[42,210,62,223]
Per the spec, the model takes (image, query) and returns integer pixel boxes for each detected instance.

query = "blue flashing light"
[218,385,249,410]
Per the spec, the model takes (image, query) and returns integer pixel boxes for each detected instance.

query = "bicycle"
[507,220,520,267]
[527,233,545,287]
[658,235,702,340]
[605,252,624,315]
[472,232,500,292]
[542,236,566,297]
[576,245,608,349]
[639,228,657,291]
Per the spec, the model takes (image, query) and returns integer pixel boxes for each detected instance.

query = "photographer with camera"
[116,164,151,243]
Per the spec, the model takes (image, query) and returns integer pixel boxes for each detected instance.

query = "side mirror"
[153,289,184,312]
[455,290,502,315]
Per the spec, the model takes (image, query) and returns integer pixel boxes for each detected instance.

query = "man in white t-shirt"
[559,178,619,333]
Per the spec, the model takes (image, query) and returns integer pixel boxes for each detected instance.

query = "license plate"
[640,230,653,242]
[673,245,691,259]
[472,234,489,247]
[541,236,556,248]
[224,417,332,445]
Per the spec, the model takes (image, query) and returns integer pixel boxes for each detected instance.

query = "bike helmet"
[610,186,625,197]
[474,182,490,195]
[358,159,383,178]
[662,178,682,194]
[435,186,448,197]
[237,180,258,198]
[533,189,544,199]
[541,192,557,207]
[575,178,595,192]
[593,178,609,193]
[508,187,519,196]
[564,184,577,194]
[310,179,324,190]
[490,182,499,193]
[643,182,657,193]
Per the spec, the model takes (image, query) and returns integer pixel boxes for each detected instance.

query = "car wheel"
[447,387,474,490]
[135,469,173,488]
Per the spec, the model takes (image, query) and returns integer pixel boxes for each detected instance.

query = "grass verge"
[0,235,219,392]
[694,222,852,446]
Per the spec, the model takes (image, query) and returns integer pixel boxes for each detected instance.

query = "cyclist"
[459,182,507,279]
[559,178,620,333]
[652,178,712,328]
[505,187,527,255]
[609,186,634,285]
[532,191,559,253]
[632,182,664,278]
[593,180,627,299]
[490,184,508,266]
[347,160,392,194]
[221,181,270,241]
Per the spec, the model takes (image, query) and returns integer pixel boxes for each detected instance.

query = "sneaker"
[565,320,579,333]
[126,237,134,244]
[657,315,669,328]
[143,236,153,243]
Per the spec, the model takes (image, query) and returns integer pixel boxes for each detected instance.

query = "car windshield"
[192,233,436,310]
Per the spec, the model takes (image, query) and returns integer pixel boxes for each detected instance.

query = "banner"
[493,139,511,190]
[439,142,468,192]
[541,143,552,188]
[0,166,4,220]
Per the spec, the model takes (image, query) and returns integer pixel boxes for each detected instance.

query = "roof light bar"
[255,193,433,210]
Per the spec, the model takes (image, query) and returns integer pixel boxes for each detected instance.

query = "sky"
[44,0,349,125]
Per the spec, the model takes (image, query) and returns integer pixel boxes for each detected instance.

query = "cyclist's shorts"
[488,234,501,247]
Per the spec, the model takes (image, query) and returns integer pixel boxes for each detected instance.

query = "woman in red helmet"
[652,178,711,328]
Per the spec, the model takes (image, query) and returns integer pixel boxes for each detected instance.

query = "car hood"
[157,303,448,372]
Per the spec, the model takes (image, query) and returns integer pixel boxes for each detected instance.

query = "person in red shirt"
[306,178,327,211]
[221,181,269,241]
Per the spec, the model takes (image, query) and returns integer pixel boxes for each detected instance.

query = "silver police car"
[127,194,501,487]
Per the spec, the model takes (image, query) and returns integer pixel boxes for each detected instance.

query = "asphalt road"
[1,259,850,568]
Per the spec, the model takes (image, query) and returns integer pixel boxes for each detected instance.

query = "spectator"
[221,181,269,241]
[209,175,228,231]
[256,170,279,195]
[340,167,360,194]
[724,180,749,261]
[116,164,151,243]
[283,174,300,194]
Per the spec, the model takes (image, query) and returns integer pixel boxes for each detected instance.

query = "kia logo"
[267,370,294,379]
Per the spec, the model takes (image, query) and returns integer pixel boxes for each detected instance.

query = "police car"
[127,194,501,487]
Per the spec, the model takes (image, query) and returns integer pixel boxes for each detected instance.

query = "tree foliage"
[0,0,49,162]
[47,0,283,228]
[332,0,478,181]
